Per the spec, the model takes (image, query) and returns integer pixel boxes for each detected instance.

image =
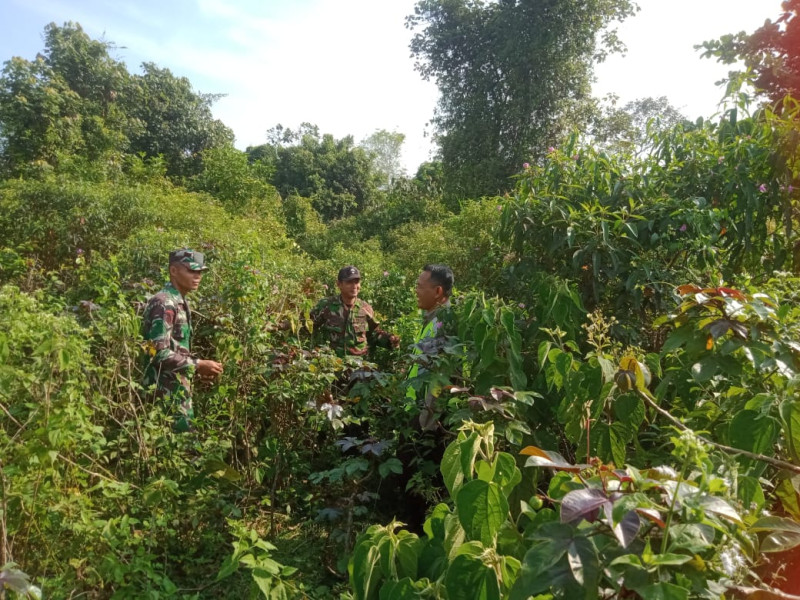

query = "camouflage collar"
[164,281,187,302]
[423,300,451,323]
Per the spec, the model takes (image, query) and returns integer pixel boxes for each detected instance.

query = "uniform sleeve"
[366,310,393,348]
[307,299,327,343]
[144,300,194,372]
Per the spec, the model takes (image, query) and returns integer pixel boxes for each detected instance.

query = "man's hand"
[389,334,401,349]
[197,359,224,379]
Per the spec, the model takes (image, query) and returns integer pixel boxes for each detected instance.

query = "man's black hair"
[423,264,454,298]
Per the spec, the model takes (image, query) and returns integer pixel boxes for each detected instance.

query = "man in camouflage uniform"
[310,265,399,358]
[141,248,223,431]
[407,264,458,430]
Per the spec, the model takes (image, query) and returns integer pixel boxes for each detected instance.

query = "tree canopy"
[699,0,800,106]
[406,0,638,202]
[0,22,233,178]
[248,124,383,221]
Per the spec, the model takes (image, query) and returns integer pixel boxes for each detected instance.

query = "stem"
[727,585,800,600]
[661,455,689,554]
[636,389,800,475]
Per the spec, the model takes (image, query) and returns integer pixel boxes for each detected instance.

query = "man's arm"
[144,301,223,378]
[366,311,400,349]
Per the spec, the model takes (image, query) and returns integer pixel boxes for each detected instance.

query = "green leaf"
[635,582,689,600]
[751,516,800,552]
[379,458,403,479]
[491,452,522,496]
[423,503,451,540]
[441,432,480,496]
[456,480,508,546]
[379,578,421,600]
[780,401,800,464]
[729,411,779,458]
[351,545,382,600]
[444,554,500,600]
[646,553,691,567]
[566,537,598,596]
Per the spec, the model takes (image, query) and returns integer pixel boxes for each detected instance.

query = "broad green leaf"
[441,432,480,496]
[423,503,450,540]
[351,545,382,600]
[761,531,800,553]
[646,553,691,567]
[737,475,765,512]
[729,411,779,456]
[379,577,418,600]
[491,452,522,495]
[776,477,800,520]
[444,554,500,600]
[566,537,598,596]
[456,480,508,546]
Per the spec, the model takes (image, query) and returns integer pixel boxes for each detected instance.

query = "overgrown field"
[2,19,800,600]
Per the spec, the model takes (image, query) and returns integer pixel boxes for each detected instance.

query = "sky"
[0,0,784,173]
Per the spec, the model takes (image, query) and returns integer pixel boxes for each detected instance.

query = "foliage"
[0,23,232,179]
[359,129,407,187]
[3,15,800,600]
[407,0,638,201]
[248,124,382,221]
[500,104,800,333]
[699,0,800,105]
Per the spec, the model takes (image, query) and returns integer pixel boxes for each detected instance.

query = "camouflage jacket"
[310,295,392,357]
[406,301,460,430]
[141,282,197,424]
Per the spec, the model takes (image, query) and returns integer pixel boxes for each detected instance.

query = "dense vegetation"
[1,4,800,599]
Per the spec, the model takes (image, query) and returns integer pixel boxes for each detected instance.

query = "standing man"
[310,265,399,358]
[407,264,458,430]
[142,248,223,432]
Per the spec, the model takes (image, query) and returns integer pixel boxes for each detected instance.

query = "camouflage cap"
[169,248,209,272]
[337,265,361,282]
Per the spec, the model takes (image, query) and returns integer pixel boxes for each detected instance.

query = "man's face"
[337,278,361,304]
[170,263,204,295]
[415,270,441,311]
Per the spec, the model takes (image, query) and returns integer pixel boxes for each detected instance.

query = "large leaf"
[729,410,779,456]
[694,495,743,525]
[456,479,509,546]
[566,536,599,597]
[750,516,800,553]
[379,578,420,600]
[491,452,522,495]
[443,554,500,600]
[560,488,608,524]
[351,545,382,600]
[441,432,480,496]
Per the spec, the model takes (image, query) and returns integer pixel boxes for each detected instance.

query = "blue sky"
[0,0,783,172]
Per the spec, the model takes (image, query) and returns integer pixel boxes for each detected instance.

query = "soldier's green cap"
[169,248,209,272]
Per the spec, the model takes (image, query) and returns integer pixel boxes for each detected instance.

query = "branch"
[636,389,800,476]
[727,584,800,600]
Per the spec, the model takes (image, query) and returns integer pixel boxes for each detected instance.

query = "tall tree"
[359,129,406,186]
[0,22,233,178]
[407,0,637,202]
[699,0,800,106]
[128,63,234,177]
